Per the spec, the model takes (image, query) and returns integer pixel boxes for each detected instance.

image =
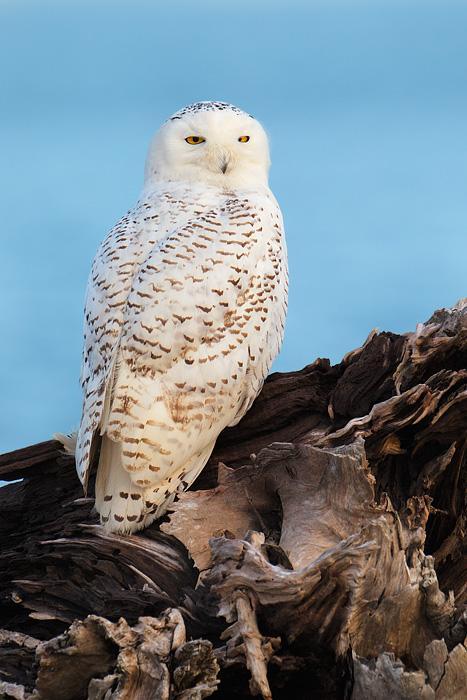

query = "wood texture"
[2,300,467,698]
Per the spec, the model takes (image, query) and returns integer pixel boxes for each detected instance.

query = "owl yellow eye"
[238,136,250,143]
[185,136,205,144]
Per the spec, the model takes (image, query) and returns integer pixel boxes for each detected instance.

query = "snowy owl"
[74,101,288,533]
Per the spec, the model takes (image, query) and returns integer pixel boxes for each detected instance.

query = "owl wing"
[76,202,167,487]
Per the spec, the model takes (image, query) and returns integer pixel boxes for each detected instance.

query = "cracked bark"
[3,300,467,698]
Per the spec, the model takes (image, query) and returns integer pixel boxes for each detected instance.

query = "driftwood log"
[3,299,467,698]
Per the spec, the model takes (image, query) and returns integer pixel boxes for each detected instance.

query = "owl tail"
[95,435,215,534]
[96,435,148,533]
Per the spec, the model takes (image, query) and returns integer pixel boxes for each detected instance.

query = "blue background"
[1,0,467,454]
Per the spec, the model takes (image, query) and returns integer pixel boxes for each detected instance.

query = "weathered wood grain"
[2,300,467,698]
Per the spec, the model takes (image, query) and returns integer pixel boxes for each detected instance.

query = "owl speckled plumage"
[76,101,288,533]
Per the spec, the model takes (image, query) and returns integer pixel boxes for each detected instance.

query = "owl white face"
[144,103,271,190]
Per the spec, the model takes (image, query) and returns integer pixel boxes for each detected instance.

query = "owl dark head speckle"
[170,102,254,121]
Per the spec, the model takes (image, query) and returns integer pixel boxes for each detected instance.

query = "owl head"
[144,102,271,189]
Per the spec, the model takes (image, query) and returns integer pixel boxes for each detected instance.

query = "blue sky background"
[1,0,467,454]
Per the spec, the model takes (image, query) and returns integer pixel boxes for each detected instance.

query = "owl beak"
[208,147,232,175]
